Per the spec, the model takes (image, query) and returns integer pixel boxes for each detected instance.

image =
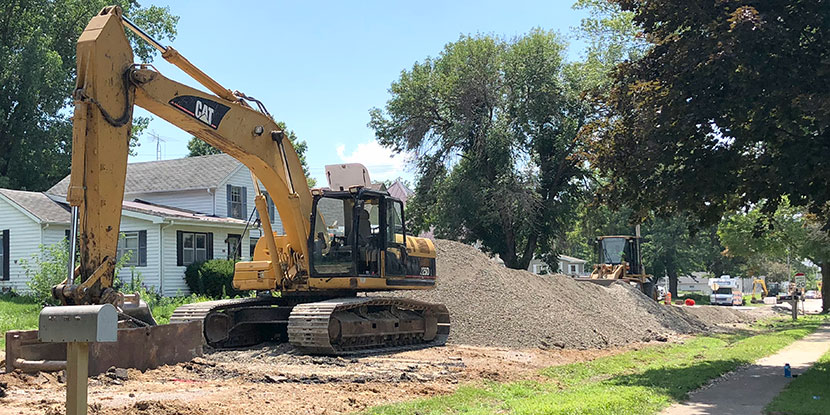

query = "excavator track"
[171,296,298,349]
[288,297,450,355]
[171,296,450,354]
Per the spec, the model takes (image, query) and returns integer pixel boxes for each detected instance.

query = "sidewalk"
[662,324,830,415]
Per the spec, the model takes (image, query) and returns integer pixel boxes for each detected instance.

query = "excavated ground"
[0,239,774,415]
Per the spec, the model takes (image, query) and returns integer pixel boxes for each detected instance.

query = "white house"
[527,254,589,277]
[0,154,288,296]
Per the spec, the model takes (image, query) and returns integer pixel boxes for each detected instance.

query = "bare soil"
[0,343,638,415]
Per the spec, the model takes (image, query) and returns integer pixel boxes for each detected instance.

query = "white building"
[527,254,589,276]
[0,154,287,296]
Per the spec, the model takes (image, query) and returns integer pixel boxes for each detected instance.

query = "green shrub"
[184,259,239,299]
[21,242,70,304]
[22,238,131,304]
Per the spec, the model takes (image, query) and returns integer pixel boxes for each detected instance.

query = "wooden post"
[66,342,89,415]
[791,297,798,321]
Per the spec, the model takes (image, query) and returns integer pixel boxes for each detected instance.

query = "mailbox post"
[39,304,118,415]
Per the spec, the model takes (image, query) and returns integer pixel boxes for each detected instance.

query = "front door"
[227,234,241,260]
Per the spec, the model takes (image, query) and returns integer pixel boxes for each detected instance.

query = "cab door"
[383,198,407,277]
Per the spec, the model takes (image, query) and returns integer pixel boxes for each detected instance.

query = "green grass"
[0,294,42,350]
[368,316,828,415]
[148,294,212,324]
[766,348,830,415]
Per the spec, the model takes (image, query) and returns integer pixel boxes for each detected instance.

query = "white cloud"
[334,139,413,182]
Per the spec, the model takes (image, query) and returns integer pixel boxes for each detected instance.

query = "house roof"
[0,189,71,223]
[387,180,414,203]
[123,200,247,225]
[559,254,587,264]
[48,154,242,196]
[0,188,247,227]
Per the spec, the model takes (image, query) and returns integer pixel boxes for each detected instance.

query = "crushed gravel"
[387,239,758,350]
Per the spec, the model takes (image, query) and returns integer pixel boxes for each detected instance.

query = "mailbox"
[39,304,118,343]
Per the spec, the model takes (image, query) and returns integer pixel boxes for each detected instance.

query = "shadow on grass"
[606,358,748,401]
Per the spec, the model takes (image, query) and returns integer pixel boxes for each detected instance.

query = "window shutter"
[2,229,9,281]
[138,230,147,267]
[226,184,232,217]
[241,187,247,219]
[206,233,214,260]
[176,231,183,266]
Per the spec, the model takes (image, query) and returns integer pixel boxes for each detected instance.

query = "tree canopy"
[370,30,591,269]
[0,0,178,191]
[589,1,830,229]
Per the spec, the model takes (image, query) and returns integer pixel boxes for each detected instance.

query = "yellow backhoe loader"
[577,230,658,300]
[52,6,449,355]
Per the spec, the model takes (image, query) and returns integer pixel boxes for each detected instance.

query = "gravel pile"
[388,240,752,350]
[681,305,760,325]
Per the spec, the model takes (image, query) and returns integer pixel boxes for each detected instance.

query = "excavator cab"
[308,188,409,278]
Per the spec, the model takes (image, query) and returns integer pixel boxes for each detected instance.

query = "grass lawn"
[368,316,828,415]
[0,295,42,350]
[766,348,830,415]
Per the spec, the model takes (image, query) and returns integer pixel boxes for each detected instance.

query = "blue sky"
[130,0,588,185]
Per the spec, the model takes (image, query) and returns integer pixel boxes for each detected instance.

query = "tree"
[186,137,222,156]
[186,121,317,188]
[0,1,178,191]
[719,201,830,312]
[370,31,590,269]
[589,1,830,230]
[565,198,735,295]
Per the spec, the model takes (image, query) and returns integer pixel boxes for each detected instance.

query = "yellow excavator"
[53,6,449,354]
[750,278,769,304]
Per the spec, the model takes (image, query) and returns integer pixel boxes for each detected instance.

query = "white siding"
[0,199,42,292]
[116,215,161,291]
[160,224,249,297]
[128,190,214,215]
[42,225,70,247]
[217,167,285,234]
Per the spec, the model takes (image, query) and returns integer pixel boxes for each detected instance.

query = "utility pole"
[148,131,166,160]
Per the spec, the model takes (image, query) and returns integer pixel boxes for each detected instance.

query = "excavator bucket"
[4,321,203,375]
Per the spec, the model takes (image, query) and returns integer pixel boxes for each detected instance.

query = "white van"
[709,276,743,306]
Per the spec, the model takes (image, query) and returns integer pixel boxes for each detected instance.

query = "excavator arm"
[55,6,312,306]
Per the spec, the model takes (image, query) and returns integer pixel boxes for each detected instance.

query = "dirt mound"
[387,239,742,349]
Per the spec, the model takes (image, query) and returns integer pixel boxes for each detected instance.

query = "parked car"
[804,290,819,299]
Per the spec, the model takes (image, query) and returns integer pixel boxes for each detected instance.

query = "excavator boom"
[55,7,311,307]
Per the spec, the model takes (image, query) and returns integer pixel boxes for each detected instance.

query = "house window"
[533,264,549,275]
[177,231,213,266]
[227,185,247,219]
[1,229,8,281]
[250,237,259,257]
[116,231,146,267]
[569,264,578,274]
